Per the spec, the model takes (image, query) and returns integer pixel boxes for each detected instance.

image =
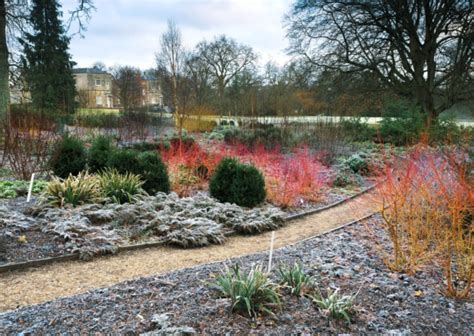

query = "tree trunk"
[0,0,9,123]
[415,84,437,127]
[217,77,225,118]
[171,74,181,139]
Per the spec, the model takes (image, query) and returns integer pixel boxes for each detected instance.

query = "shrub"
[214,264,281,318]
[73,111,121,128]
[344,153,370,175]
[88,135,114,173]
[311,288,357,324]
[428,116,462,144]
[277,262,314,297]
[169,135,195,151]
[107,149,141,175]
[49,135,87,178]
[137,151,170,194]
[129,141,159,152]
[3,110,57,179]
[223,126,285,150]
[98,168,146,204]
[209,157,239,203]
[332,166,359,188]
[231,163,266,207]
[340,118,376,142]
[0,180,47,199]
[377,148,473,298]
[210,157,266,208]
[43,172,101,207]
[379,109,424,146]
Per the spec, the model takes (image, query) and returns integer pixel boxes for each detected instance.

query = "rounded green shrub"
[88,135,114,173]
[50,135,87,178]
[209,157,239,203]
[107,149,141,175]
[210,157,266,208]
[138,151,170,194]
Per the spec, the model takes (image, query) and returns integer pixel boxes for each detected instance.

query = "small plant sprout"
[213,264,281,318]
[311,288,358,324]
[277,262,314,296]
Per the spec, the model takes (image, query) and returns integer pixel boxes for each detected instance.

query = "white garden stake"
[27,173,35,203]
[267,231,275,273]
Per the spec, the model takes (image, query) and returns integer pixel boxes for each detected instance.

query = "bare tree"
[286,0,474,123]
[156,20,184,131]
[186,53,213,107]
[112,66,143,112]
[196,35,257,116]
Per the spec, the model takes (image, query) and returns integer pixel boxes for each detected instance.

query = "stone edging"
[283,183,376,221]
[0,185,377,274]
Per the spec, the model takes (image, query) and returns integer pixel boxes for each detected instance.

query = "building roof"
[73,67,109,75]
[142,71,158,81]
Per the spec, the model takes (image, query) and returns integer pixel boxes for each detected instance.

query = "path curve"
[0,192,380,312]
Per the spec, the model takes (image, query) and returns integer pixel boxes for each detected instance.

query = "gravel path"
[0,216,471,335]
[0,192,379,312]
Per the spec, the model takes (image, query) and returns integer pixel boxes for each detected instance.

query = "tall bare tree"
[156,20,184,128]
[186,53,213,107]
[286,0,474,123]
[196,35,257,116]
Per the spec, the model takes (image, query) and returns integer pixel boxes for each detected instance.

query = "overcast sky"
[63,0,293,70]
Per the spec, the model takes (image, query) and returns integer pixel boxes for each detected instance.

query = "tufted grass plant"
[214,264,281,318]
[98,168,147,204]
[44,172,101,207]
[310,288,357,324]
[277,262,314,296]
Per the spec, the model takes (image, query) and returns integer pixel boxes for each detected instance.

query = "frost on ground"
[10,193,285,259]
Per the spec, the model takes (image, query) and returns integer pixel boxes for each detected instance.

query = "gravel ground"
[0,191,377,311]
[1,215,472,335]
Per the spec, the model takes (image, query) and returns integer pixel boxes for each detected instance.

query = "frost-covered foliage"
[39,211,120,260]
[24,192,285,258]
[161,218,225,248]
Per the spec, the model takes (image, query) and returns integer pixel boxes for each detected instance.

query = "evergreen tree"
[20,0,76,113]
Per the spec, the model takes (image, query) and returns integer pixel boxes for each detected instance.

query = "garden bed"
[1,216,472,335]
[0,182,374,267]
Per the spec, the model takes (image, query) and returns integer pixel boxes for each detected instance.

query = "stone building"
[73,68,114,108]
[141,71,163,107]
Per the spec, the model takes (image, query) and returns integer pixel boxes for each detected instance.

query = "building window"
[95,79,101,86]
[96,96,103,106]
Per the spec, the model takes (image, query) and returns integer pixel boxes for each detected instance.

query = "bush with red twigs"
[159,140,328,207]
[376,146,473,298]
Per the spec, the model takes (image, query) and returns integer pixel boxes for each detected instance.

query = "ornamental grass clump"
[311,288,357,324]
[214,264,281,318]
[98,168,146,204]
[277,262,314,296]
[44,172,101,207]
